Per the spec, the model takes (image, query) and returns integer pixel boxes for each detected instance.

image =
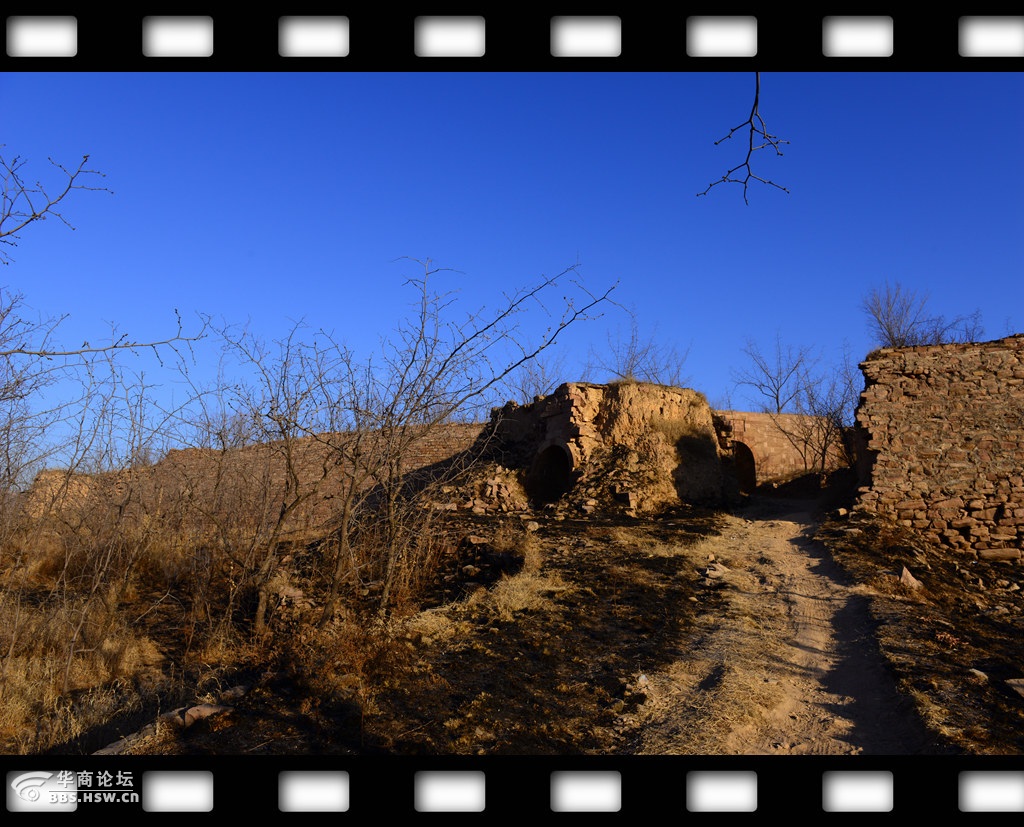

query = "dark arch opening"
[526,445,573,504]
[733,441,757,495]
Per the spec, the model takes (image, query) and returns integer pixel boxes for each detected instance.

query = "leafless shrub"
[863,280,984,349]
[588,309,690,387]
[733,335,861,476]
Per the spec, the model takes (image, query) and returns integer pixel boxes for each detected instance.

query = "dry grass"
[403,606,463,644]
[462,521,569,620]
[0,586,168,752]
[486,571,569,622]
[649,535,720,559]
[489,521,543,573]
[651,417,703,445]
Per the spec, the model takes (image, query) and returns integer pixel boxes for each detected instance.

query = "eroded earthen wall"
[490,382,726,512]
[854,334,1024,555]
[21,422,489,545]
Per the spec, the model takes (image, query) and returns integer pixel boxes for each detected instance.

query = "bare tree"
[499,350,569,404]
[1,148,111,266]
[587,310,691,387]
[168,260,616,632]
[698,72,790,205]
[785,345,862,474]
[316,259,617,620]
[732,333,816,414]
[863,280,984,349]
[734,335,860,477]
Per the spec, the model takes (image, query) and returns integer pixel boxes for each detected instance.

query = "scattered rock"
[979,549,1022,562]
[219,685,249,702]
[900,567,922,590]
[184,704,232,728]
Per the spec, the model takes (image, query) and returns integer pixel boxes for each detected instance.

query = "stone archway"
[733,441,757,494]
[526,444,573,504]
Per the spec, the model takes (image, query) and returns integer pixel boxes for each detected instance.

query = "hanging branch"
[698,72,790,205]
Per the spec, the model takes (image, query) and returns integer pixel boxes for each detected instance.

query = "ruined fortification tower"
[854,334,1024,557]
[486,382,727,514]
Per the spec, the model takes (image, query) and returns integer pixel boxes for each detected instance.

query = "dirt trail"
[630,496,939,755]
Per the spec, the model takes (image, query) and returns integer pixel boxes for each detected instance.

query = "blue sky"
[2,72,1022,425]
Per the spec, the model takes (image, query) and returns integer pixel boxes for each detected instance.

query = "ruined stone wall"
[854,334,1024,556]
[24,379,877,535]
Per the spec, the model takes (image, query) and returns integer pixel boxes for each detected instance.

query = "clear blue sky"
[2,72,1022,420]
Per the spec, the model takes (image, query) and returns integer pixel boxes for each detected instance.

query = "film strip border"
[5,756,1024,815]
[2,15,1021,822]
[1,13,1023,67]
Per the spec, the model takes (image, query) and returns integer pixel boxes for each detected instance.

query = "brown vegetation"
[5,458,1024,757]
[0,249,621,754]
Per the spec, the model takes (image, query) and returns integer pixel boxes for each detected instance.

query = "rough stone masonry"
[854,334,1024,558]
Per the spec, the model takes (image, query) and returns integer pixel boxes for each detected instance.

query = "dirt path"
[629,496,938,755]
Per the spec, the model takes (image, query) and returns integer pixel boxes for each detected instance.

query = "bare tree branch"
[500,350,568,404]
[587,308,691,387]
[1,148,112,265]
[863,280,984,349]
[0,308,209,364]
[698,72,790,205]
[732,333,816,414]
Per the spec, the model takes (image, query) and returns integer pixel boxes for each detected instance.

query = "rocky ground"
[60,474,1024,758]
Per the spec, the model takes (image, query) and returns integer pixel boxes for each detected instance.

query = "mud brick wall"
[397,422,488,473]
[21,422,490,545]
[854,334,1024,555]
[715,411,847,486]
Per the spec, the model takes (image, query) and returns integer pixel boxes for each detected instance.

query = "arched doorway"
[733,441,757,494]
[526,444,573,504]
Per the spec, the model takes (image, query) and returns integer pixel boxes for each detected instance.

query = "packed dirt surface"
[627,496,945,755]
[73,480,1024,758]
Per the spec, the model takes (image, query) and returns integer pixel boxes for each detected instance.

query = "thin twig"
[698,73,790,205]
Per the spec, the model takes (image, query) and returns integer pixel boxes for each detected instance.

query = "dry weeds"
[4,468,1024,757]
